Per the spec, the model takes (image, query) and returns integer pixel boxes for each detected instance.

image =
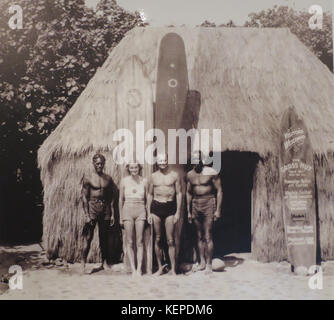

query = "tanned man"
[81,153,115,274]
[147,153,182,276]
[186,151,222,274]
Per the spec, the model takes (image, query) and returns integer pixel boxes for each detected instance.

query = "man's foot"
[136,269,142,277]
[153,264,167,276]
[168,269,177,276]
[80,262,87,274]
[91,264,104,274]
[192,263,205,273]
[204,264,213,275]
[104,264,112,272]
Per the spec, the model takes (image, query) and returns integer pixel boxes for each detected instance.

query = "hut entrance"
[213,151,259,258]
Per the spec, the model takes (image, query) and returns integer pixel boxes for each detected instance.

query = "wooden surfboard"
[155,32,190,271]
[116,55,153,274]
[279,106,317,274]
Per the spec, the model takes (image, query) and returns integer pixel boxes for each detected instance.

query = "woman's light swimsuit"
[122,177,146,222]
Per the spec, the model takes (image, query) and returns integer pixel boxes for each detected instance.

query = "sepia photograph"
[0,0,333,303]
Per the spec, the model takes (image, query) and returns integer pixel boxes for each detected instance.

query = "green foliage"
[0,0,145,242]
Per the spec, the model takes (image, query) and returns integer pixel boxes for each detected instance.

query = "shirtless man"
[186,151,222,274]
[147,153,182,276]
[81,153,115,274]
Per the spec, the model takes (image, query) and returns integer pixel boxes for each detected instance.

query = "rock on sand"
[212,258,225,272]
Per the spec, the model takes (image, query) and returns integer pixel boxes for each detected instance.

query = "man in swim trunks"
[81,153,115,274]
[186,151,223,274]
[147,153,182,276]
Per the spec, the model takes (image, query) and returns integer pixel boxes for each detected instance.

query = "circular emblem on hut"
[168,79,178,88]
[126,89,142,108]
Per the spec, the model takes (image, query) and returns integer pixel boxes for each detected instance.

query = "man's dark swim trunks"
[82,199,111,236]
[151,199,176,219]
[88,199,111,221]
[192,194,216,221]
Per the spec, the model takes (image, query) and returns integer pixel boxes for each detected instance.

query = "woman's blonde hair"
[125,161,143,176]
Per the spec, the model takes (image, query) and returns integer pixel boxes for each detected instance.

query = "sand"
[0,244,333,300]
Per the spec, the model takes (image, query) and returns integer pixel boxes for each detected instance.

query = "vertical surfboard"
[155,33,190,270]
[279,106,317,274]
[116,55,153,274]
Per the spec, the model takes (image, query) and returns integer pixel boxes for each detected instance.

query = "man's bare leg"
[165,215,176,275]
[152,214,164,276]
[193,218,206,271]
[135,220,145,276]
[95,218,109,272]
[124,220,136,276]
[81,223,95,274]
[204,216,214,274]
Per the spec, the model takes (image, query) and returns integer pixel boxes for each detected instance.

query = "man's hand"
[173,213,180,224]
[147,214,153,225]
[110,216,115,227]
[214,210,221,222]
[85,215,92,224]
[187,212,192,224]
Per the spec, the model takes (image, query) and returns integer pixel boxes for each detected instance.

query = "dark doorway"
[213,151,259,258]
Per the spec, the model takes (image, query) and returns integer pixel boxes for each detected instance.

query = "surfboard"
[279,106,317,274]
[155,32,190,271]
[116,55,154,274]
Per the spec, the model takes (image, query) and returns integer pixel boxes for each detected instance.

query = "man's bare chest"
[153,173,175,187]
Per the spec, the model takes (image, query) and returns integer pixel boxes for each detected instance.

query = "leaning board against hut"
[155,32,190,269]
[116,55,154,274]
[279,106,316,273]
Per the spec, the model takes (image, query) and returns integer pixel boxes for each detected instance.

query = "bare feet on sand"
[153,264,168,276]
[81,262,86,274]
[204,264,213,275]
[168,269,177,276]
[192,263,206,273]
[91,264,104,274]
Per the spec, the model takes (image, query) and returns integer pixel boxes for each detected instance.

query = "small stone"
[295,266,308,276]
[179,263,192,273]
[212,258,225,272]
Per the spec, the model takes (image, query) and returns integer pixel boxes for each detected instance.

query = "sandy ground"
[0,244,333,300]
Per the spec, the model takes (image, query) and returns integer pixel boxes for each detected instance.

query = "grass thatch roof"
[38,27,334,172]
[37,27,334,262]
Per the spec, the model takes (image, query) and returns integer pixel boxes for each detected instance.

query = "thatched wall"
[38,27,334,262]
[252,154,287,262]
[314,153,334,260]
[42,152,123,262]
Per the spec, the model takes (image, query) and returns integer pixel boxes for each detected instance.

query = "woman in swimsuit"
[119,161,148,276]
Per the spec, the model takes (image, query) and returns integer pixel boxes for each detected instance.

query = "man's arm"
[118,179,125,225]
[81,176,90,222]
[108,177,115,224]
[186,177,193,223]
[146,176,154,224]
[143,178,148,218]
[213,174,223,219]
[174,172,182,223]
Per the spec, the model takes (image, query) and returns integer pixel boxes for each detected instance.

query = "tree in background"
[245,6,333,71]
[199,6,332,71]
[0,0,145,243]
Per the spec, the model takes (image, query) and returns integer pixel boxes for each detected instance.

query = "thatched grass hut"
[38,27,334,263]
